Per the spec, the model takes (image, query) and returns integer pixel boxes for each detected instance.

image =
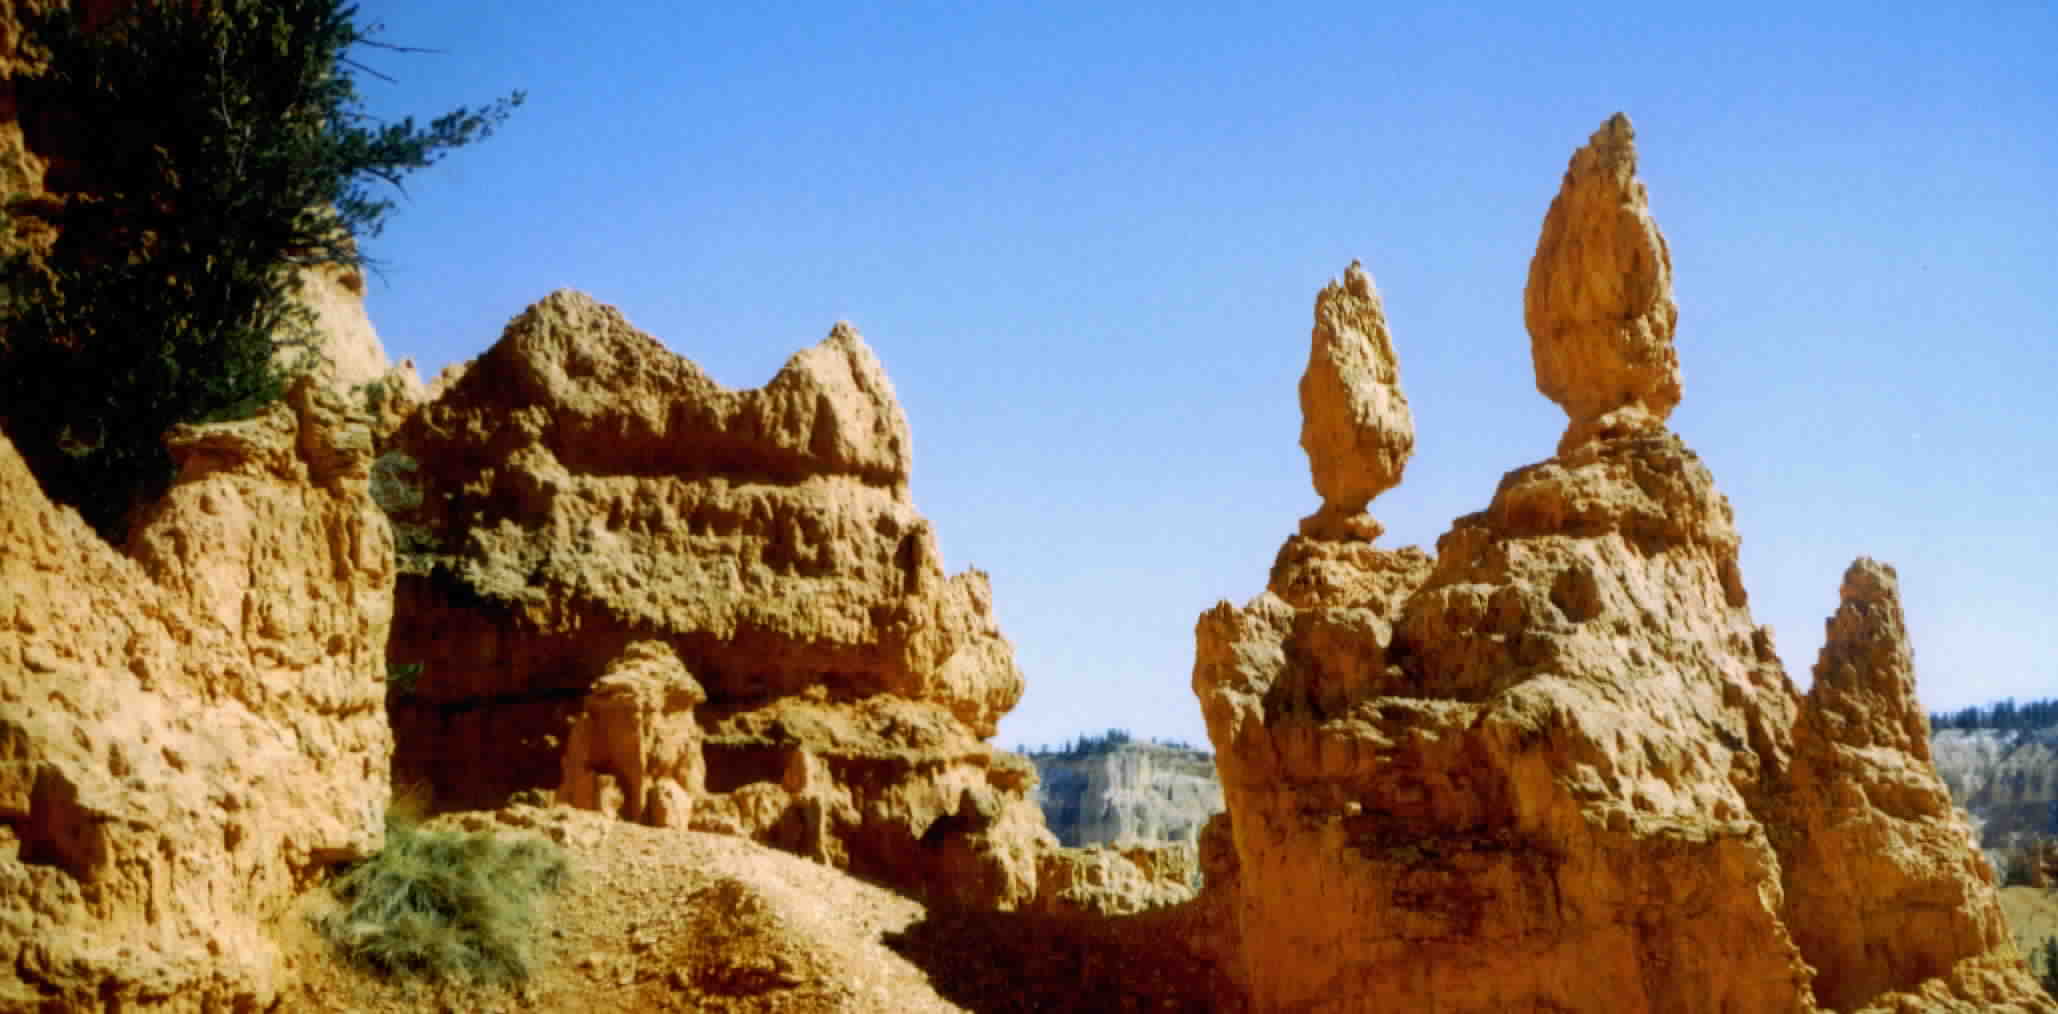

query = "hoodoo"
[380,291,1193,913]
[1297,260,1415,541]
[1192,114,2050,1013]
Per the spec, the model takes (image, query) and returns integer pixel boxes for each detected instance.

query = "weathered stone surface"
[1766,560,2020,1012]
[385,290,1041,907]
[1198,429,1817,1013]
[0,377,393,1012]
[1030,740,1222,846]
[1298,261,1413,540]
[558,640,707,828]
[1028,841,1199,916]
[683,693,1053,911]
[1526,112,1682,455]
[1191,116,2050,1013]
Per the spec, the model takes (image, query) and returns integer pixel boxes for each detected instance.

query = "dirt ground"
[272,806,1238,1014]
[274,806,2055,1012]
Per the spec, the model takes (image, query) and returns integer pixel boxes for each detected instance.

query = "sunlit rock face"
[1525,112,1682,456]
[1,378,394,1012]
[382,290,1050,908]
[1191,115,2049,1014]
[1298,260,1414,541]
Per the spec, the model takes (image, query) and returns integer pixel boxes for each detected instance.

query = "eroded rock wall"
[1192,115,2050,1013]
[383,291,1052,908]
[0,377,393,1012]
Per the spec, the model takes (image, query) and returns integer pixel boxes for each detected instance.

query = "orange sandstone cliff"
[380,292,1185,912]
[1191,114,2050,1014]
[0,378,395,1011]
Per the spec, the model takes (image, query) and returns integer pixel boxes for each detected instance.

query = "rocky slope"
[1029,741,1222,847]
[0,377,395,1011]
[1190,113,2051,1013]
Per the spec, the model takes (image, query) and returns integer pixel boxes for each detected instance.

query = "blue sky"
[350,1,2055,751]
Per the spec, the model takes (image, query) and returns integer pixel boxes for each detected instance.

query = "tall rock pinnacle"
[1297,260,1414,541]
[1525,112,1682,454]
[1193,115,2049,1012]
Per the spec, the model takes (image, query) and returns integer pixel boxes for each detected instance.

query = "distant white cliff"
[1026,739,1222,847]
[1931,723,2058,848]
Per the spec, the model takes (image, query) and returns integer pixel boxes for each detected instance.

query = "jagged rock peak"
[1525,112,1682,455]
[463,289,914,492]
[1809,557,1929,756]
[1297,259,1414,541]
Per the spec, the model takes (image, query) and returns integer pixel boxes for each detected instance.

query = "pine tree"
[0,0,521,539]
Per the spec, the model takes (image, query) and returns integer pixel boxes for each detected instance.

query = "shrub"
[318,807,567,985]
[2039,937,2058,1000]
[2003,848,2036,888]
[0,0,520,540]
[385,661,424,698]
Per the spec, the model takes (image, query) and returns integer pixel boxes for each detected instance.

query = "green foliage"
[1017,729,1214,759]
[2039,937,2058,1000]
[1929,697,2058,733]
[385,661,423,697]
[318,811,567,985]
[0,0,520,540]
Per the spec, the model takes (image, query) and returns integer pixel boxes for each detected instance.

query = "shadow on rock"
[883,902,1243,1014]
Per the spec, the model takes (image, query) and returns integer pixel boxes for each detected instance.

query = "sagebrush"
[318,807,567,984]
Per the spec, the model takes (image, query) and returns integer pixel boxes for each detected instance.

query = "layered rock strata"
[1766,560,2024,1011]
[0,377,394,1011]
[1932,726,2058,848]
[1031,740,1223,846]
[383,291,1054,908]
[1192,114,2050,1013]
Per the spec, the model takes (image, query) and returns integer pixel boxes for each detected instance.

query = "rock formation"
[1298,260,1413,540]
[1031,739,1223,846]
[0,377,394,1011]
[1766,559,2025,1011]
[1028,842,1200,916]
[1192,114,2051,1013]
[556,640,707,828]
[1525,112,1682,455]
[381,291,1057,909]
[1933,725,2058,849]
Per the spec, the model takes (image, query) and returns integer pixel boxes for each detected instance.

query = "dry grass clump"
[317,786,567,984]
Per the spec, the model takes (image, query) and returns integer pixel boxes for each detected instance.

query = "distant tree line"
[1929,698,2058,733]
[1013,729,1210,759]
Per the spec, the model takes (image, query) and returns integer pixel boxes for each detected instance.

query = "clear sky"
[349,1,2054,751]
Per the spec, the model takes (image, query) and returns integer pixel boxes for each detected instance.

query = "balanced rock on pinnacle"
[1191,115,2051,1014]
[1525,112,1682,454]
[1298,260,1414,540]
